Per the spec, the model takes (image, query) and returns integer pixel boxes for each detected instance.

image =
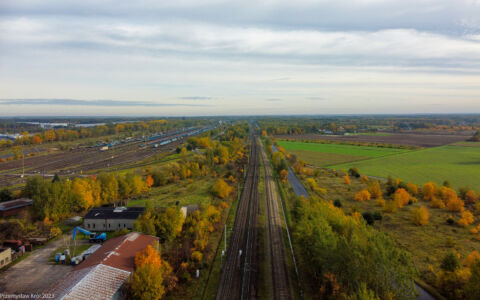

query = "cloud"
[266,98,282,102]
[178,96,212,100]
[0,99,209,107]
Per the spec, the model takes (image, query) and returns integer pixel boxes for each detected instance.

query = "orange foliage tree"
[458,210,474,227]
[279,169,288,183]
[354,190,371,202]
[393,188,410,208]
[343,174,351,185]
[465,190,477,204]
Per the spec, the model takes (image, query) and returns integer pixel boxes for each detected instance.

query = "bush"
[354,190,371,202]
[446,217,455,225]
[411,206,429,226]
[362,212,375,225]
[348,167,360,178]
[333,199,342,208]
[373,211,383,221]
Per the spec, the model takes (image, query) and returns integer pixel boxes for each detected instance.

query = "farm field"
[331,143,480,190]
[275,132,471,147]
[277,140,410,166]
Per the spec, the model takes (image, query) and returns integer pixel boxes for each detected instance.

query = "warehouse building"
[83,207,144,232]
[47,232,158,300]
[0,198,33,217]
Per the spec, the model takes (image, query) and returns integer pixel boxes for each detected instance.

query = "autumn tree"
[279,169,288,183]
[354,190,371,202]
[130,243,173,300]
[343,174,351,185]
[458,210,474,227]
[393,188,410,208]
[368,181,382,199]
[406,183,419,195]
[146,174,154,188]
[422,182,438,201]
[211,179,232,199]
[465,190,477,204]
[412,206,429,226]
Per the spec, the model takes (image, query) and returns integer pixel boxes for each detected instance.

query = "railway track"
[260,140,292,300]
[216,133,260,300]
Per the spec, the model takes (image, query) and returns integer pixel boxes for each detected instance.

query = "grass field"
[277,140,410,167]
[331,143,480,190]
[127,176,216,208]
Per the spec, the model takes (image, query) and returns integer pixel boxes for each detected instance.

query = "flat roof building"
[0,198,33,217]
[83,207,144,232]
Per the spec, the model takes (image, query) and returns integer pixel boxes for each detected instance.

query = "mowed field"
[277,140,410,166]
[331,143,480,190]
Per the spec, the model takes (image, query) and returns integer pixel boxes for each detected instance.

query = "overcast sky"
[1,0,480,116]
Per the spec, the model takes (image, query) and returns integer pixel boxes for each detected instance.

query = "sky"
[1,0,480,116]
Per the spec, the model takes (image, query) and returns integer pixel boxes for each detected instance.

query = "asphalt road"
[0,234,78,296]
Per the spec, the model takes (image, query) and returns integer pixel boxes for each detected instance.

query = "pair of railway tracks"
[216,134,293,300]
[261,140,292,300]
[216,134,260,300]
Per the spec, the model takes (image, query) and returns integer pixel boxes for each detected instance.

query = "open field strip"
[331,143,480,190]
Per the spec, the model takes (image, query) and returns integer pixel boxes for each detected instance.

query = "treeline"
[292,196,417,299]
[23,172,151,221]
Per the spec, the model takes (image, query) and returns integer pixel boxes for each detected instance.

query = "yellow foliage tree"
[394,188,411,207]
[412,206,429,226]
[211,179,232,199]
[368,181,382,199]
[407,183,419,195]
[458,210,474,227]
[446,197,464,212]
[354,190,371,202]
[422,182,438,201]
[146,174,154,187]
[430,197,446,209]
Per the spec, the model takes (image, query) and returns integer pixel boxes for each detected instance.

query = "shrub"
[422,182,438,201]
[430,197,446,209]
[406,183,419,195]
[333,199,342,208]
[440,252,460,272]
[343,174,351,185]
[446,217,455,225]
[458,210,474,227]
[362,212,375,225]
[368,181,382,199]
[412,206,429,226]
[348,167,360,178]
[354,190,371,202]
[375,198,386,208]
[465,190,477,204]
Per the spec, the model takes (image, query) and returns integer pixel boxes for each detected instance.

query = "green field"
[127,176,216,208]
[331,143,480,190]
[278,140,410,166]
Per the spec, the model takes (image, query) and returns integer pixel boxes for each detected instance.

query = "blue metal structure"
[72,226,107,243]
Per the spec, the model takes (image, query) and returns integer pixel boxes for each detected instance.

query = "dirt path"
[0,234,76,295]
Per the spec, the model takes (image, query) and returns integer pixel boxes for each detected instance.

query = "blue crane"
[73,227,107,243]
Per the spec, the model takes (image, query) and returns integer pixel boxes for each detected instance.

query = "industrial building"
[47,232,158,300]
[83,207,144,232]
[0,198,33,217]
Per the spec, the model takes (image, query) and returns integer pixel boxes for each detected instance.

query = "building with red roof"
[47,232,158,300]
